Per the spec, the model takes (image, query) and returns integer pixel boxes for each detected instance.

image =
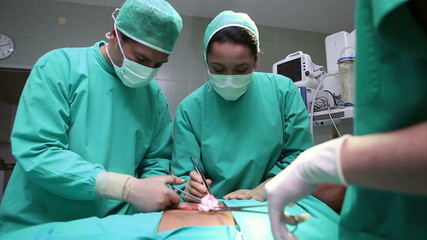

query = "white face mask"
[209,72,253,101]
[106,27,159,88]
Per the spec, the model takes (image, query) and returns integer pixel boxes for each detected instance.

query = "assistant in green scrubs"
[173,72,312,198]
[0,0,183,234]
[339,0,427,239]
[172,11,313,199]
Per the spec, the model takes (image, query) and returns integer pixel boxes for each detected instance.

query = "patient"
[158,202,235,232]
[2,199,339,240]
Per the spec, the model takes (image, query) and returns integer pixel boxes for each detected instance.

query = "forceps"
[169,168,201,202]
[190,156,213,195]
[212,204,268,213]
[214,204,306,233]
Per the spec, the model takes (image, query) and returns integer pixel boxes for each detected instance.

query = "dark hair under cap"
[207,26,259,62]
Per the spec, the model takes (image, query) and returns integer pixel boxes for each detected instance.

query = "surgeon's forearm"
[253,178,272,200]
[341,121,427,195]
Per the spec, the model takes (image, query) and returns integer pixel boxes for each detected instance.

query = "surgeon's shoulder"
[34,46,90,72]
[255,72,300,104]
[142,80,170,112]
[178,82,209,108]
[173,82,210,119]
[254,72,297,90]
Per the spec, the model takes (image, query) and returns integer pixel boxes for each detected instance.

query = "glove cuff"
[302,134,351,185]
[336,135,350,185]
[122,175,137,203]
[95,171,132,200]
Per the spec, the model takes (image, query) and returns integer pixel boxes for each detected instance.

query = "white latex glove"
[223,178,271,201]
[222,188,265,201]
[265,135,350,240]
[96,171,184,212]
[184,170,213,202]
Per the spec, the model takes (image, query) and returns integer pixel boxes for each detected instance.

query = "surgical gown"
[0,41,173,233]
[172,72,313,198]
[339,0,427,239]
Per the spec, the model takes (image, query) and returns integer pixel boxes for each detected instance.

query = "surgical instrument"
[190,156,213,195]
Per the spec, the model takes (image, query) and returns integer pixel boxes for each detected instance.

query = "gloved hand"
[265,135,350,240]
[184,170,213,202]
[222,189,265,201]
[96,171,184,212]
[223,178,271,201]
[122,175,185,212]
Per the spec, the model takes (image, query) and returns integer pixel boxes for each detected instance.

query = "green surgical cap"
[116,0,183,54]
[203,10,259,64]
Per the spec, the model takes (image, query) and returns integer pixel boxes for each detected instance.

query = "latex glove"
[122,175,185,212]
[223,178,271,201]
[265,135,350,240]
[222,189,265,201]
[184,170,213,202]
[96,171,184,212]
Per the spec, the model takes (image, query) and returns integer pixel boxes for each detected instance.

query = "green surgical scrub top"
[339,0,427,239]
[172,72,313,198]
[0,41,173,233]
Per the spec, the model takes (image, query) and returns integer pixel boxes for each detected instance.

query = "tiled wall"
[0,0,328,118]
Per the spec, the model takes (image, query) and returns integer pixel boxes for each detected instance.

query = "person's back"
[339,0,427,239]
[265,1,427,239]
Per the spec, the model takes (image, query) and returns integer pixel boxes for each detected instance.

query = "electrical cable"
[314,96,330,111]
[327,107,342,137]
[322,90,337,106]
[309,70,327,143]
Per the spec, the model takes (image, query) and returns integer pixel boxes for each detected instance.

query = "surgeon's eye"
[212,67,225,74]
[153,63,163,68]
[236,69,249,74]
[136,56,147,64]
[235,65,251,74]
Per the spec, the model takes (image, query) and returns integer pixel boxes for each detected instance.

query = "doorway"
[0,67,30,201]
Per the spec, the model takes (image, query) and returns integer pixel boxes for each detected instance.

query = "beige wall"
[0,0,328,117]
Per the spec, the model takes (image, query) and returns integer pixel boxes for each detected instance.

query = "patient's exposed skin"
[158,201,234,233]
[170,194,219,211]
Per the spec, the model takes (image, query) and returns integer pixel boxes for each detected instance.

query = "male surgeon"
[0,0,185,233]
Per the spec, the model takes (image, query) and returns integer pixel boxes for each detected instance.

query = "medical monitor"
[273,51,322,89]
[276,58,302,83]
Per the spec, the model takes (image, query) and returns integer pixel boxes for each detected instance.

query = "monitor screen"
[276,58,302,82]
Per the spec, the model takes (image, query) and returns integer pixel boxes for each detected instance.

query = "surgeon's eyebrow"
[135,52,169,65]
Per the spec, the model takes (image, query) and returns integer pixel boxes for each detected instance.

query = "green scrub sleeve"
[137,91,173,178]
[171,103,197,186]
[267,82,313,178]
[11,56,105,201]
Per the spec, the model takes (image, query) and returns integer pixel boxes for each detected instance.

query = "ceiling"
[56,0,357,34]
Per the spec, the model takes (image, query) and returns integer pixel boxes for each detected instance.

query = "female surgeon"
[171,10,314,202]
[266,0,427,239]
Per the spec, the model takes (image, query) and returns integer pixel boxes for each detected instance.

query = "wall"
[0,0,328,118]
